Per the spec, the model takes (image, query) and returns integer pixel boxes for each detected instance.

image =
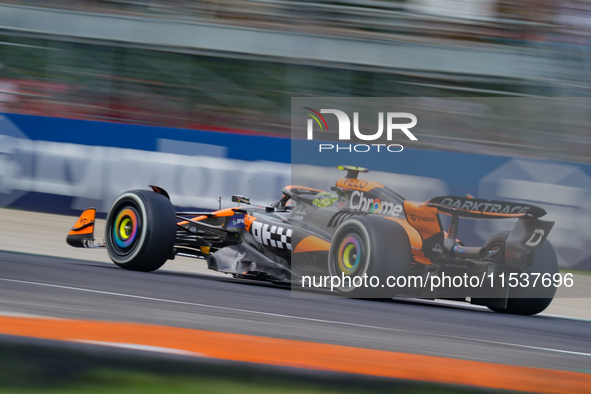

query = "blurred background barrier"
[0,2,590,163]
[0,113,291,213]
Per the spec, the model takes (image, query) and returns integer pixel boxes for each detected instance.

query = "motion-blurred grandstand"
[0,0,590,162]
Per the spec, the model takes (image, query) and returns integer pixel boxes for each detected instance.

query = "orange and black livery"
[67,166,557,316]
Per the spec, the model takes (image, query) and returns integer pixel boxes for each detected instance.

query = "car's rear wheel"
[328,216,411,298]
[484,231,558,315]
[105,190,176,272]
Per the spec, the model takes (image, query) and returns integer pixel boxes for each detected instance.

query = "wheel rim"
[337,234,363,276]
[112,206,140,253]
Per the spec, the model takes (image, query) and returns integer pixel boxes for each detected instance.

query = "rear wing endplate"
[506,217,554,269]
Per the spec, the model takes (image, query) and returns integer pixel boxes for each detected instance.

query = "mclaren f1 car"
[67,165,558,315]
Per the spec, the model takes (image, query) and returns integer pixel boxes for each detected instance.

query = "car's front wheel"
[105,190,176,272]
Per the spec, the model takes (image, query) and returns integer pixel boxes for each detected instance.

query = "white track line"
[73,340,207,357]
[1,277,590,358]
[0,311,72,320]
[0,278,396,330]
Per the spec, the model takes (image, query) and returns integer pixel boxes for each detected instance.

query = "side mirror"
[232,194,251,204]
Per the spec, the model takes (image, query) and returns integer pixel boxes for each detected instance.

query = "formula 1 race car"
[67,165,558,315]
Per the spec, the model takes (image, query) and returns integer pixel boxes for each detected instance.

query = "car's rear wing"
[426,196,546,219]
[425,196,553,269]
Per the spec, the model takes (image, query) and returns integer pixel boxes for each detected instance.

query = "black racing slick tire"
[484,231,558,316]
[105,190,176,272]
[328,216,411,298]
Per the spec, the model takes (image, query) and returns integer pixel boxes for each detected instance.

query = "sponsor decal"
[438,197,530,215]
[251,221,292,250]
[432,244,443,253]
[350,190,402,216]
[292,206,306,221]
[336,178,383,192]
[408,213,435,222]
[341,178,370,190]
[227,215,245,229]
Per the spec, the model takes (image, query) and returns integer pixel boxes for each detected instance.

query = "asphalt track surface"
[1,250,591,392]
